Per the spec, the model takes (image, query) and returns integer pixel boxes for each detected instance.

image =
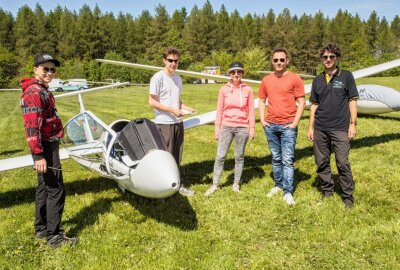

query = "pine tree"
[182,5,203,61]
[47,5,64,56]
[13,5,36,59]
[271,9,295,52]
[145,4,170,62]
[214,5,231,51]
[376,17,396,56]
[229,10,245,54]
[98,11,117,58]
[75,4,101,60]
[365,11,380,55]
[261,9,276,55]
[0,8,14,50]
[390,15,400,53]
[294,14,315,74]
[57,8,77,60]
[135,10,153,62]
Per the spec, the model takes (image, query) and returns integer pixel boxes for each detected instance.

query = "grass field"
[0,77,399,269]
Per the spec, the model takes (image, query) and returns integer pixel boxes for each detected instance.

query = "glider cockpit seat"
[117,118,167,164]
[109,120,137,167]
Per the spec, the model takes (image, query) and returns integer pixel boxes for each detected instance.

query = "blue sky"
[0,0,398,21]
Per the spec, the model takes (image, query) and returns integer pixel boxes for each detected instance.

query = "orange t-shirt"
[258,72,305,124]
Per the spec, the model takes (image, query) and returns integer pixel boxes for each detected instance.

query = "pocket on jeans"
[284,127,297,138]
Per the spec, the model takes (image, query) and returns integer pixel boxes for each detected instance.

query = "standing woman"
[205,62,255,196]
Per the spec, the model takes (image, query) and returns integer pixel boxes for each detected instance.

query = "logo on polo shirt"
[332,81,344,89]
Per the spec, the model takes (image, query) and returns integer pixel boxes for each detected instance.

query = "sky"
[0,0,399,21]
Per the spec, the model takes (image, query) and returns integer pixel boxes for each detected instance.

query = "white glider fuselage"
[64,112,180,199]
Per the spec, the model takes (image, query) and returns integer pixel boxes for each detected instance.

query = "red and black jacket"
[20,78,64,161]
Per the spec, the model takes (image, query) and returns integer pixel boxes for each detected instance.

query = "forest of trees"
[0,1,399,87]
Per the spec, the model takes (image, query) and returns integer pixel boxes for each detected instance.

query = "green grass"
[1,78,400,269]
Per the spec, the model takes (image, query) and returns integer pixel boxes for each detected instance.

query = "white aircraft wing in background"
[97,58,400,118]
[95,59,261,85]
[0,82,129,172]
[0,142,103,172]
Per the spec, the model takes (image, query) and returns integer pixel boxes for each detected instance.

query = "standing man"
[149,47,195,196]
[307,43,358,209]
[21,54,78,247]
[258,49,305,205]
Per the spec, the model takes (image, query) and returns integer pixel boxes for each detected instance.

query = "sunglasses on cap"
[42,67,57,73]
[273,58,286,63]
[166,58,179,63]
[321,55,337,60]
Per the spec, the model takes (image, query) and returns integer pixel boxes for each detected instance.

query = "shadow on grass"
[359,114,400,122]
[65,194,197,235]
[0,177,114,209]
[181,133,400,189]
[182,145,314,188]
[0,175,197,232]
[0,149,23,156]
[65,192,197,235]
[311,175,347,199]
[126,193,197,231]
[65,197,117,236]
[181,156,267,187]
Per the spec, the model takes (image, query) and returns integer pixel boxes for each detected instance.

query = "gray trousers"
[213,126,249,185]
[313,129,355,202]
[157,122,184,167]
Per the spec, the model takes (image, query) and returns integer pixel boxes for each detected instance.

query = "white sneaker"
[283,193,295,205]
[266,186,282,198]
[179,186,195,197]
[232,183,240,193]
[204,185,218,196]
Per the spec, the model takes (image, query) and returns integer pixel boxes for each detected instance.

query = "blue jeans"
[263,124,298,194]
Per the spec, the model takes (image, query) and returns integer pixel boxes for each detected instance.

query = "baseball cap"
[228,62,244,73]
[34,54,60,67]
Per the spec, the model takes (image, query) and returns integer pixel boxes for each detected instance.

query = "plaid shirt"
[20,78,64,160]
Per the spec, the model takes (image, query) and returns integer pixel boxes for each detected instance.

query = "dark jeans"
[263,124,298,195]
[313,130,355,202]
[156,122,184,167]
[34,141,65,239]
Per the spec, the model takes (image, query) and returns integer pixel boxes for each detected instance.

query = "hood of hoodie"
[225,81,248,90]
[223,81,249,108]
[20,78,47,93]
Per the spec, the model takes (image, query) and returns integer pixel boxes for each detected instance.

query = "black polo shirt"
[310,67,358,131]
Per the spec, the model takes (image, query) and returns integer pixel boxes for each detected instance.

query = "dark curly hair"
[320,43,341,58]
[163,47,180,59]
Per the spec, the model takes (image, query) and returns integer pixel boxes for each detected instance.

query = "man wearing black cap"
[20,54,78,247]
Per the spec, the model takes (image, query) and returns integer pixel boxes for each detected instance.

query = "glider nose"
[131,150,180,198]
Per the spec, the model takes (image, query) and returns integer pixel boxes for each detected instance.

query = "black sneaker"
[47,234,79,248]
[344,200,354,209]
[35,227,65,239]
[35,227,47,239]
[317,193,333,204]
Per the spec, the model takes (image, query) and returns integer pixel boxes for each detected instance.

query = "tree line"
[0,1,399,87]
